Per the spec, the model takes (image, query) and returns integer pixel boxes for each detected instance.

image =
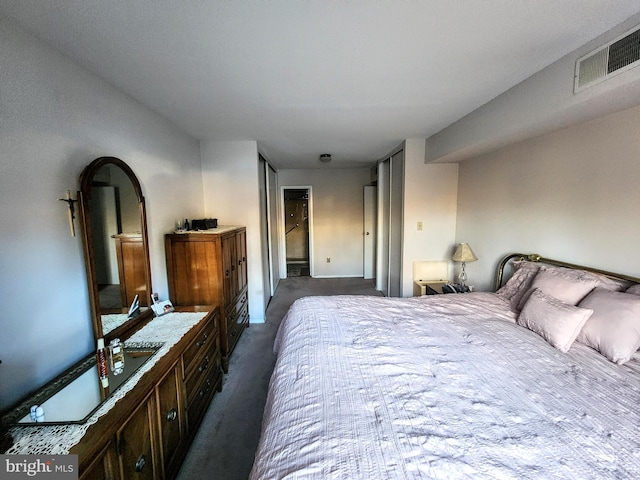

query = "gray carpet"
[176,277,382,480]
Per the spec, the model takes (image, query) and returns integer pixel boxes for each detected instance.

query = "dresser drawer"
[226,292,247,327]
[225,289,248,320]
[184,340,220,404]
[227,302,248,354]
[182,316,218,379]
[186,363,221,431]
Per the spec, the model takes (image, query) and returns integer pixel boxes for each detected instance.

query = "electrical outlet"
[417,221,423,231]
[326,257,331,263]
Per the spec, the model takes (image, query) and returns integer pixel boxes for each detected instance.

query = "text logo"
[0,455,78,480]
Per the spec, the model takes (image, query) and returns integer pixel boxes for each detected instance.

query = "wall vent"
[575,24,640,92]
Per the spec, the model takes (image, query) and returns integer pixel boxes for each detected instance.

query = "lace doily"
[101,314,129,335]
[6,312,207,455]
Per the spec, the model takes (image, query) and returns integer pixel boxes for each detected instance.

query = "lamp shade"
[452,243,478,263]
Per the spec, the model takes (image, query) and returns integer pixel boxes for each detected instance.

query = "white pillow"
[577,287,640,364]
[518,289,593,353]
[516,266,598,311]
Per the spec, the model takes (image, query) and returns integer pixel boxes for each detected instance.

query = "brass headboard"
[494,253,640,292]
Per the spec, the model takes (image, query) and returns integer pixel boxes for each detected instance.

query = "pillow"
[517,289,593,353]
[577,288,640,364]
[626,284,640,296]
[516,266,598,311]
[556,267,624,292]
[582,272,625,292]
[537,265,624,291]
[496,260,541,309]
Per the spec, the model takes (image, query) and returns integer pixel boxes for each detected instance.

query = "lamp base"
[458,262,468,287]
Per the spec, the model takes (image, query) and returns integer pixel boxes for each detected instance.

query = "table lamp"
[451,243,478,288]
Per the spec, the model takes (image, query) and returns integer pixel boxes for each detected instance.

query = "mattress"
[250,293,640,479]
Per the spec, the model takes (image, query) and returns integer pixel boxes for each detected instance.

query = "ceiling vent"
[575,24,640,93]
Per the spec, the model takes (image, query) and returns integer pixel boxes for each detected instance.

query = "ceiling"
[2,1,640,169]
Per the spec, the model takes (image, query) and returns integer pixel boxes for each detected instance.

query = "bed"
[250,254,640,479]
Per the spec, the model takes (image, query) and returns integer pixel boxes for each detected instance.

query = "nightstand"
[414,280,449,296]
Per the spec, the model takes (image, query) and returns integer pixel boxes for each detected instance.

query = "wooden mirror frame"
[79,157,153,342]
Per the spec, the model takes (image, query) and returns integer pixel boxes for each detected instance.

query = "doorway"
[283,188,311,277]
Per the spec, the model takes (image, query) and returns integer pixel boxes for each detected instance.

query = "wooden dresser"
[76,309,222,480]
[165,227,249,372]
[113,233,149,307]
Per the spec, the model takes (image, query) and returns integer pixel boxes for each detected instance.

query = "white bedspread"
[250,293,640,479]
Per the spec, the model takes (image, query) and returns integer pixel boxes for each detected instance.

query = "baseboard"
[309,274,366,279]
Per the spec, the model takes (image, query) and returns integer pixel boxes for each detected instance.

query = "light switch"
[417,221,423,231]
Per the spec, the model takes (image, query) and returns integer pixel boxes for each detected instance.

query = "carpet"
[176,277,382,480]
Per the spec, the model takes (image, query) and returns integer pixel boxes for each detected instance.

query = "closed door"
[235,230,247,292]
[117,394,156,480]
[167,237,220,306]
[222,235,236,306]
[376,161,390,294]
[388,150,404,297]
[363,186,377,279]
[376,150,403,297]
[156,364,183,479]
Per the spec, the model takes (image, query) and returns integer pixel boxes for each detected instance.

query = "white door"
[388,150,404,297]
[375,150,404,296]
[376,160,390,294]
[363,186,376,279]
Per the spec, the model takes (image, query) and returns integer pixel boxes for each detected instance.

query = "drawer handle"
[225,269,229,277]
[196,337,207,348]
[199,356,210,372]
[166,408,177,422]
[199,379,212,397]
[135,454,146,472]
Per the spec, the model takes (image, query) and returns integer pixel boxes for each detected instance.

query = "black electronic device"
[442,282,469,294]
[190,218,218,230]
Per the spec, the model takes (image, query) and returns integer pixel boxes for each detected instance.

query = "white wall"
[426,12,640,164]
[277,168,372,278]
[456,103,640,293]
[200,141,266,323]
[0,19,204,410]
[401,139,458,296]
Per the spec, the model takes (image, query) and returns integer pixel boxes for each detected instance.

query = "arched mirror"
[79,157,153,342]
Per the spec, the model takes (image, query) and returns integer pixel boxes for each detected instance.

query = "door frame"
[279,186,314,279]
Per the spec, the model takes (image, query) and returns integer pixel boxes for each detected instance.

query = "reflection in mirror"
[2,347,159,425]
[79,157,153,342]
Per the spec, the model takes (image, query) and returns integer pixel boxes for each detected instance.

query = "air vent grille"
[608,28,640,73]
[575,24,640,92]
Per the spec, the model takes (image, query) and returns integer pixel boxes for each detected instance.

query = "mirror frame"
[79,156,153,343]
